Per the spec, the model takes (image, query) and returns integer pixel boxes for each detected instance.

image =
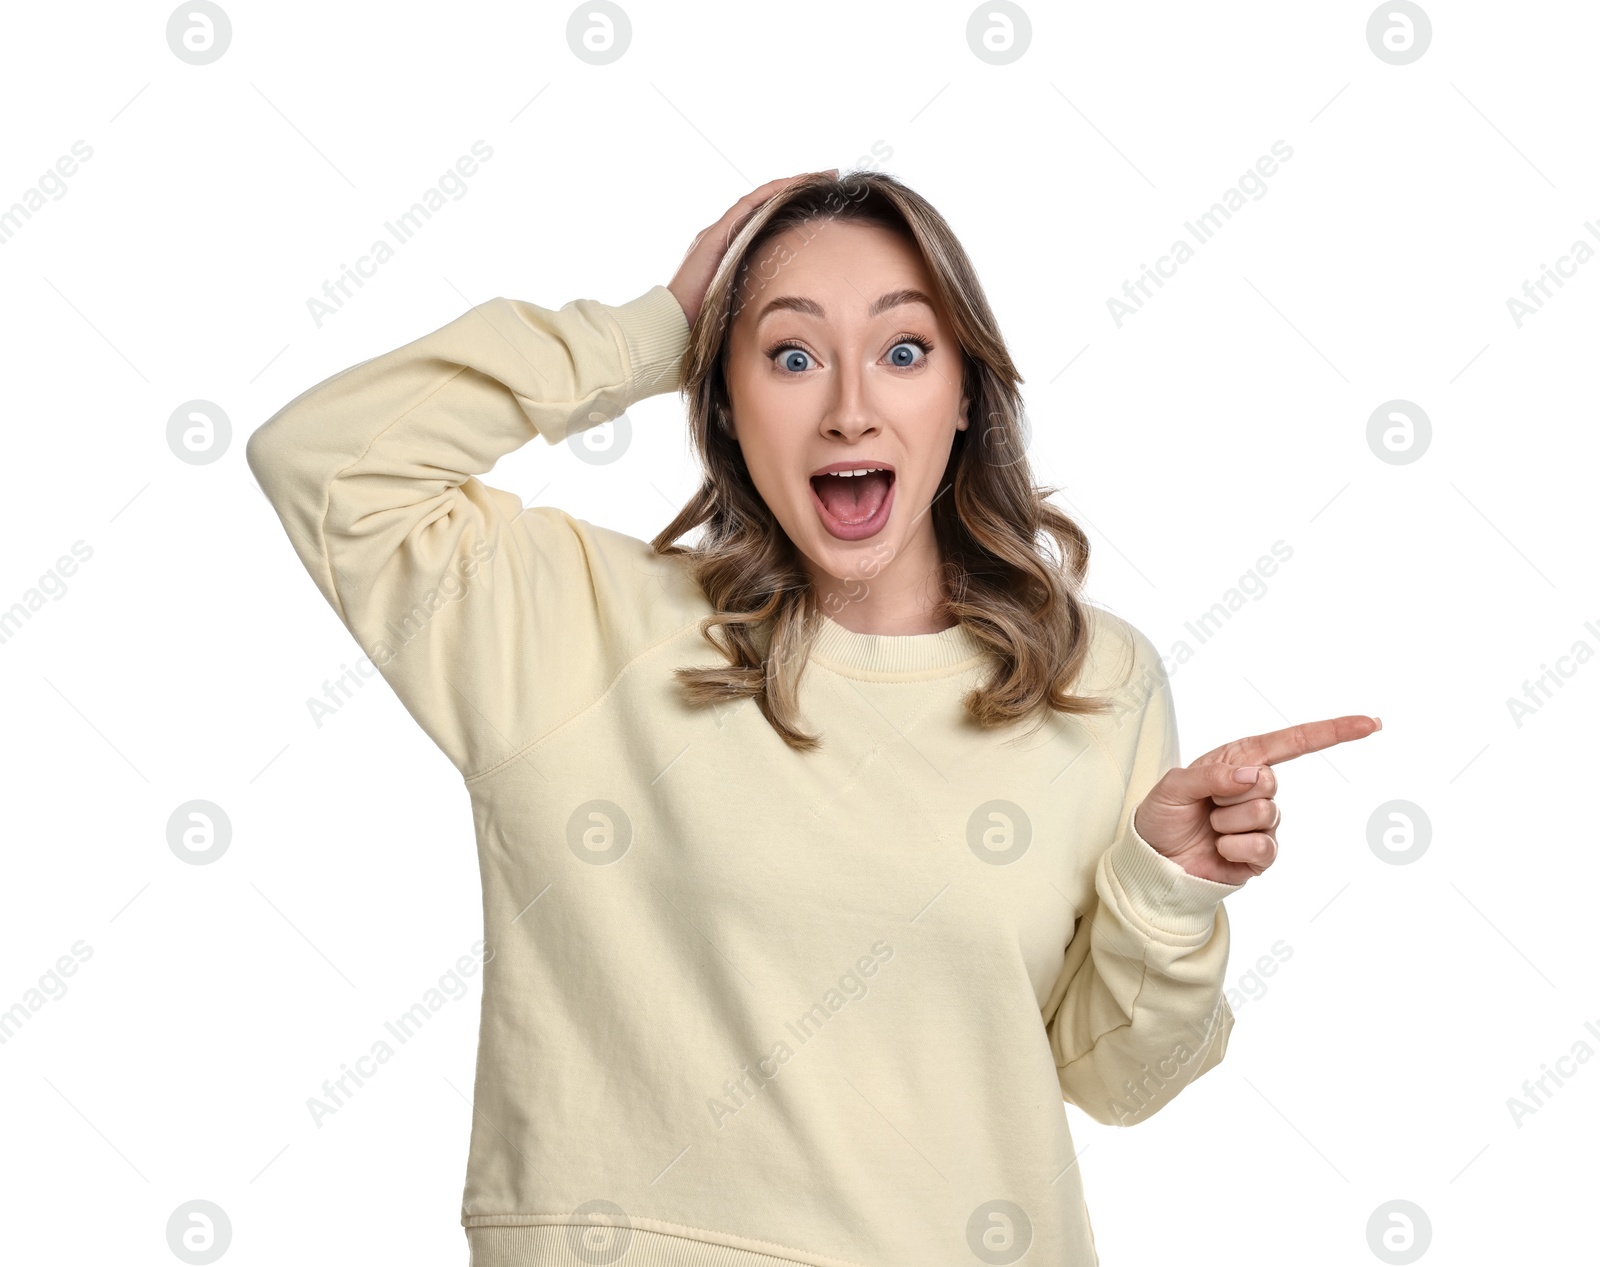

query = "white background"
[1,1,1593,1263]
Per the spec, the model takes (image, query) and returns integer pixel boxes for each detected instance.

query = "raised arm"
[246,286,691,778]
[1043,622,1244,1125]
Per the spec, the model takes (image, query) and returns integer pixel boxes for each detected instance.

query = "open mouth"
[808,465,896,541]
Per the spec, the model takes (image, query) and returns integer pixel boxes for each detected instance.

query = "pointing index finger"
[1201,715,1382,769]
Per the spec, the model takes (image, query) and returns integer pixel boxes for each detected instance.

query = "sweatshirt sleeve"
[245,285,692,779]
[1044,625,1246,1126]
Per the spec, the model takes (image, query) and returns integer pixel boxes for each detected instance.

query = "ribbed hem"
[1105,804,1244,939]
[808,613,988,678]
[609,284,692,399]
[465,1222,867,1267]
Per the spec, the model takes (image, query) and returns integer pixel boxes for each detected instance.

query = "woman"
[248,169,1378,1266]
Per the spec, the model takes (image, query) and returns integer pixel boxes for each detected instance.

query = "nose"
[821,357,880,441]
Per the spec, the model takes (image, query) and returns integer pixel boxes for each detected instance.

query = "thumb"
[1150,762,1263,807]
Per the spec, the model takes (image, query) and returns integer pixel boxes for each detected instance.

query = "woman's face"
[723,218,969,599]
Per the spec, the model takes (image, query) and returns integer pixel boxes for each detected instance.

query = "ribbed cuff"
[609,284,692,401]
[1105,804,1243,939]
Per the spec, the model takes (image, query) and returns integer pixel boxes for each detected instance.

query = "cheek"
[900,406,962,476]
[894,373,962,434]
[734,422,807,507]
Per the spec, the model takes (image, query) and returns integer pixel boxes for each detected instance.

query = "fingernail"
[1233,767,1260,784]
[1372,716,1383,729]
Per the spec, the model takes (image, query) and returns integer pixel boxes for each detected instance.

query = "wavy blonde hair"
[650,170,1114,751]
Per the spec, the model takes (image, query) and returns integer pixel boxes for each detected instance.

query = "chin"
[804,528,898,583]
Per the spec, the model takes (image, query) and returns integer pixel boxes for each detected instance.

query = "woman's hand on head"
[1133,714,1383,886]
[667,170,837,329]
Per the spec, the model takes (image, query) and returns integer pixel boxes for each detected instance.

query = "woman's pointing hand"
[1134,715,1383,886]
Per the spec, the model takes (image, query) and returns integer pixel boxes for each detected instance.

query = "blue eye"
[767,336,933,374]
[888,338,930,367]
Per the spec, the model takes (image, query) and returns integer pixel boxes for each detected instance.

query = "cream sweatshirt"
[246,284,1245,1267]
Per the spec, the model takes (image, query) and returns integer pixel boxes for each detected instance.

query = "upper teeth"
[824,467,887,477]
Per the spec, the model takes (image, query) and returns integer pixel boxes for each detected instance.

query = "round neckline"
[809,612,989,677]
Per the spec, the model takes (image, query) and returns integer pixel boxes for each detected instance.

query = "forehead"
[732,218,938,333]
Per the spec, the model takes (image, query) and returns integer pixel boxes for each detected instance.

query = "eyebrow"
[754,288,937,326]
